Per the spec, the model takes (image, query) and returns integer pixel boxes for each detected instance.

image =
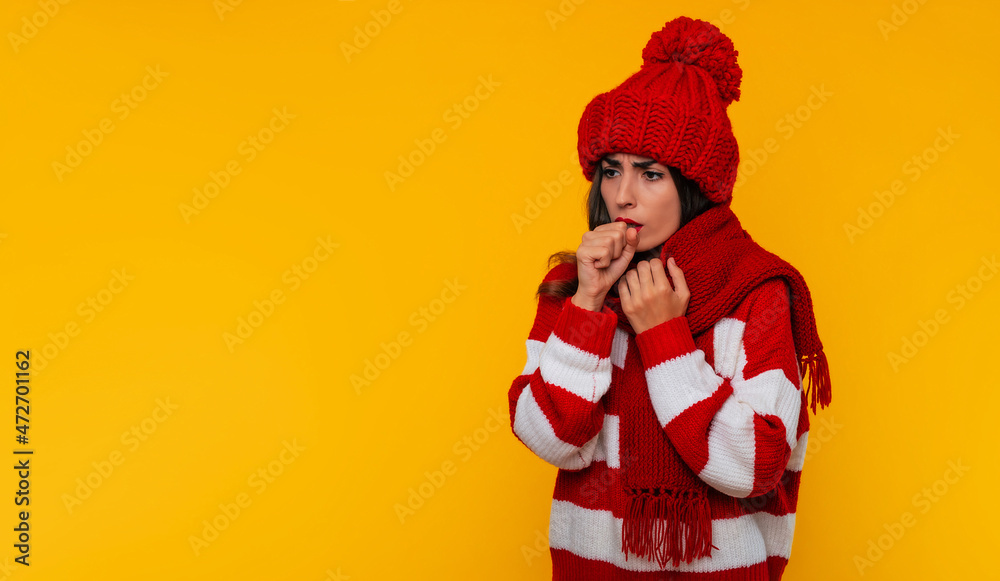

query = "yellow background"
[1,0,997,579]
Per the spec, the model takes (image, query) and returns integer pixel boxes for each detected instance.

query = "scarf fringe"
[799,350,832,414]
[621,489,714,568]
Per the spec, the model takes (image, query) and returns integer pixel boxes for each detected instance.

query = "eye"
[644,171,664,181]
[602,167,620,178]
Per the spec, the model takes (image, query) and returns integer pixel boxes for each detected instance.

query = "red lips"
[615,217,643,231]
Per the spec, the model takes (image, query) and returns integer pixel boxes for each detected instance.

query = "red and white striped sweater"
[508,264,810,580]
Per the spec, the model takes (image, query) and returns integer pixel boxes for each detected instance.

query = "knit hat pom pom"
[641,16,743,106]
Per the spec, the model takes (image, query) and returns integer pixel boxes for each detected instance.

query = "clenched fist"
[572,221,640,311]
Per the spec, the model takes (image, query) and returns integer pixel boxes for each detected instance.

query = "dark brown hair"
[537,158,714,301]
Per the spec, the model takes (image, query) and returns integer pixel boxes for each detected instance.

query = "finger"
[613,222,628,258]
[667,256,689,295]
[624,268,638,291]
[636,260,653,289]
[593,247,610,269]
[594,222,624,233]
[625,226,639,249]
[649,258,670,289]
[618,277,630,304]
[593,228,624,264]
[586,234,616,269]
[586,245,613,270]
[578,234,596,266]
[617,228,638,266]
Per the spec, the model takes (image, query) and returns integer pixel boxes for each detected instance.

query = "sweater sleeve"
[507,269,619,471]
[633,278,803,498]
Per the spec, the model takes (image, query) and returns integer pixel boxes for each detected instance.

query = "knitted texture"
[654,200,831,413]
[615,336,715,569]
[507,201,832,578]
[577,16,743,203]
[509,278,811,578]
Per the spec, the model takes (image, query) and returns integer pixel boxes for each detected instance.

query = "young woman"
[507,16,832,580]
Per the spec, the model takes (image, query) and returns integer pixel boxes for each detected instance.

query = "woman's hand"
[572,221,639,311]
[618,256,690,334]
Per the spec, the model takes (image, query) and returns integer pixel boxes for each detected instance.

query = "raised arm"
[633,278,804,497]
[507,267,619,471]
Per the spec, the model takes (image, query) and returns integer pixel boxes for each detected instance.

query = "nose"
[614,170,636,208]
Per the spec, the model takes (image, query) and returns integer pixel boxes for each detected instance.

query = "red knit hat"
[577,16,743,204]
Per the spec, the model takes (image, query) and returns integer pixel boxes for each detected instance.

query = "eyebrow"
[601,155,657,169]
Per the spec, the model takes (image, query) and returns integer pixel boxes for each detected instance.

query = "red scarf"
[604,200,832,567]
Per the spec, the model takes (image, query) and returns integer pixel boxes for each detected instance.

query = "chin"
[633,240,663,259]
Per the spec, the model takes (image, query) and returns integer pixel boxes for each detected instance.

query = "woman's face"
[599,152,681,253]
